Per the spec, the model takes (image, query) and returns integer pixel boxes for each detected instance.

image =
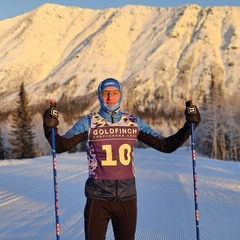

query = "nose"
[107,92,113,99]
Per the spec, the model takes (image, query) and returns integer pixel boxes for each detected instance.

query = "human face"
[100,86,121,106]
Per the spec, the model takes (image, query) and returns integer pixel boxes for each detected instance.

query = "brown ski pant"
[84,198,137,240]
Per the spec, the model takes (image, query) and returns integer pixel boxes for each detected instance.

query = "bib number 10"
[101,144,132,166]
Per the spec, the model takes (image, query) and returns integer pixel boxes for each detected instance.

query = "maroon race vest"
[86,113,139,179]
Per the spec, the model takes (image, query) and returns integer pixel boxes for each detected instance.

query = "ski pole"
[186,100,200,240]
[50,100,60,240]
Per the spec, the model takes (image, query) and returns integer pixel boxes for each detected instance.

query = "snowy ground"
[0,148,239,240]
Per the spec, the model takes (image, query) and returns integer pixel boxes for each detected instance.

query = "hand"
[43,102,59,128]
[185,101,201,124]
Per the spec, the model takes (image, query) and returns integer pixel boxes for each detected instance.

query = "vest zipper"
[110,110,117,123]
[111,113,114,123]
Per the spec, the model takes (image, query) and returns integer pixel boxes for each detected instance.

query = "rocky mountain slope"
[0,3,239,114]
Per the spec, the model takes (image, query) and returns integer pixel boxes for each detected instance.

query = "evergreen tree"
[0,128,5,160]
[9,83,37,159]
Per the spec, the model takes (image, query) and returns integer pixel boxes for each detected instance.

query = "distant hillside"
[0,4,239,113]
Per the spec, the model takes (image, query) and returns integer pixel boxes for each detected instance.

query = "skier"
[43,78,201,240]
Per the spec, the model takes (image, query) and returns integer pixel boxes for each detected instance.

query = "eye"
[101,91,121,97]
[112,91,120,96]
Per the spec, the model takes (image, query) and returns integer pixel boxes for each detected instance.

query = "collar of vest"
[98,107,123,123]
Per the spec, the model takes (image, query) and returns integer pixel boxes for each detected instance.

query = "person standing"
[43,78,201,240]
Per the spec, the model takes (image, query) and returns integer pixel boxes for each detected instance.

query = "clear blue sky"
[1,0,239,20]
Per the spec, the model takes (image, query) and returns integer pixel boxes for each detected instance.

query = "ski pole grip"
[50,99,56,108]
[186,100,197,115]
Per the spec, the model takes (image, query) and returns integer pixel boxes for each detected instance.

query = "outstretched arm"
[136,101,201,153]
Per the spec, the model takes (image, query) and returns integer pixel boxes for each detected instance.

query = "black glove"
[185,100,201,124]
[43,102,59,128]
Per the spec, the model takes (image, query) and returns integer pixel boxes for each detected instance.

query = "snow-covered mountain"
[0,3,240,113]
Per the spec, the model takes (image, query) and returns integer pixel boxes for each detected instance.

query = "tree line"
[0,82,239,161]
[195,79,240,161]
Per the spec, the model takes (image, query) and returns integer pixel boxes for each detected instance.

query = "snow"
[0,147,239,239]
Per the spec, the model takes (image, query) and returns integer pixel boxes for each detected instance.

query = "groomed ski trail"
[0,148,239,239]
